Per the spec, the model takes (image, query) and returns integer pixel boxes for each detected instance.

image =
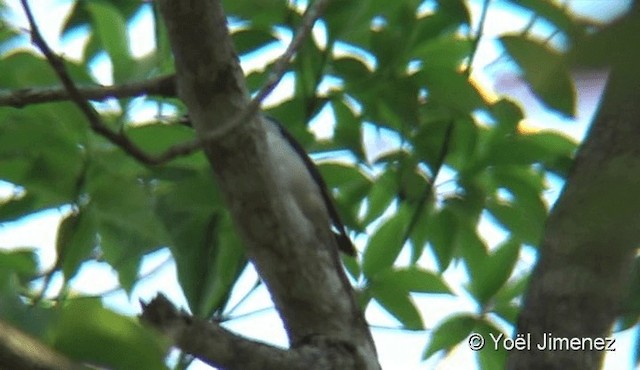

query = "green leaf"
[436,0,471,26]
[155,173,246,317]
[474,320,508,370]
[56,210,98,281]
[510,0,583,40]
[426,208,458,271]
[362,169,396,225]
[457,226,489,279]
[222,0,289,27]
[317,162,372,229]
[84,157,168,291]
[0,107,86,216]
[86,1,133,83]
[370,278,424,330]
[0,249,38,278]
[468,240,521,305]
[63,0,142,34]
[490,99,524,135]
[415,68,486,115]
[423,313,477,359]
[232,29,278,56]
[375,267,451,294]
[486,131,576,175]
[295,37,325,99]
[487,195,545,245]
[324,1,375,46]
[50,299,168,370]
[126,124,205,168]
[332,56,372,86]
[411,35,471,70]
[500,35,575,117]
[362,209,409,277]
[332,98,365,160]
[0,52,94,87]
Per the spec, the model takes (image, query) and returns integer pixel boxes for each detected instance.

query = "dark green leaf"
[0,249,37,278]
[375,267,451,294]
[490,99,524,135]
[332,56,372,85]
[332,98,365,160]
[509,0,584,40]
[362,169,396,225]
[415,69,486,116]
[86,1,133,83]
[426,208,457,271]
[468,240,521,305]
[487,195,545,245]
[370,277,424,330]
[84,157,167,291]
[436,0,471,26]
[232,29,278,56]
[423,313,477,359]
[411,35,471,70]
[56,211,97,281]
[0,52,94,87]
[500,35,575,117]
[63,0,142,34]
[155,173,246,317]
[317,162,372,229]
[485,130,576,175]
[126,123,204,168]
[222,0,288,26]
[362,208,409,277]
[50,299,168,370]
[295,37,325,99]
[475,320,508,370]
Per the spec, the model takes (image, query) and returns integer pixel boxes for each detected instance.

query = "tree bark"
[152,1,379,369]
[508,7,640,370]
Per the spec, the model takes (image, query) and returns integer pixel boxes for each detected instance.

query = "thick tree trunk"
[508,8,640,370]
[153,1,379,369]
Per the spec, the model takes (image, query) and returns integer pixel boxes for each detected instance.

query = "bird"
[262,116,357,256]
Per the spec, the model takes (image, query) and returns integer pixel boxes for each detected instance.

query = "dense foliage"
[1,1,634,369]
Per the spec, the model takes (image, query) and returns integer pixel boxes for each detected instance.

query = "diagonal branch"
[140,295,304,370]
[155,0,380,368]
[15,0,331,167]
[18,0,167,165]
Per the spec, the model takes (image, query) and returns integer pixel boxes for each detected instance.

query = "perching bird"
[262,116,357,256]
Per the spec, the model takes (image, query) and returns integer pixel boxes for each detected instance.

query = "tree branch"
[13,0,330,168]
[0,320,82,370]
[155,0,380,368]
[16,0,206,166]
[508,12,640,370]
[0,75,176,108]
[141,295,362,370]
[18,0,172,165]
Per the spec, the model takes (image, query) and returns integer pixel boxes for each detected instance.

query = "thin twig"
[466,0,491,76]
[18,0,329,165]
[19,0,162,165]
[0,75,175,108]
